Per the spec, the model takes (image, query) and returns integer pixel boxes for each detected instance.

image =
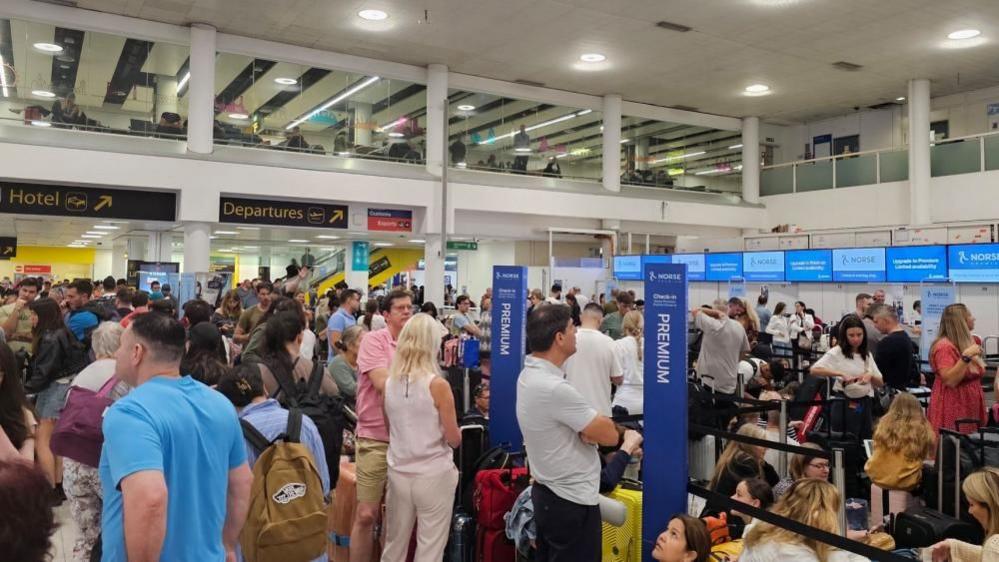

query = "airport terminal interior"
[3,1,999,561]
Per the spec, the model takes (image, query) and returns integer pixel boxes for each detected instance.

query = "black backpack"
[270,360,347,489]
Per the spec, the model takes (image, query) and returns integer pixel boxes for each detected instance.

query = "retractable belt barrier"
[688,423,832,459]
[611,413,645,424]
[687,484,913,562]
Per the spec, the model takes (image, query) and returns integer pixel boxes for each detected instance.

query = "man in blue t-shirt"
[100,312,252,561]
[327,288,360,357]
[66,279,100,342]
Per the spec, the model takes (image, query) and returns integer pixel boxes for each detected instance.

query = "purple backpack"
[50,377,116,467]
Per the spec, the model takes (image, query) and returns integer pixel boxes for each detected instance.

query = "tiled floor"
[50,501,82,562]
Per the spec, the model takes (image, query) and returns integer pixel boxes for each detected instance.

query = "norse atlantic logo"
[495,271,520,280]
[649,270,682,283]
[272,482,307,504]
[959,251,968,264]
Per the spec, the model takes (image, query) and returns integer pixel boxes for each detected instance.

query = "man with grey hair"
[692,299,750,396]
[563,303,623,415]
[872,304,917,390]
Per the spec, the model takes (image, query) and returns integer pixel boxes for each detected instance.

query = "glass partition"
[796,160,833,192]
[985,134,999,171]
[879,149,908,182]
[213,53,425,162]
[834,153,876,187]
[619,116,742,192]
[931,138,981,177]
[0,18,189,141]
[447,90,602,181]
[761,166,793,195]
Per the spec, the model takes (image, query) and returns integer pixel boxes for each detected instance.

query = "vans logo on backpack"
[272,482,307,504]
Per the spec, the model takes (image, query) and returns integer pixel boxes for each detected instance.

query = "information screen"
[742,251,785,282]
[614,255,643,281]
[948,243,999,283]
[832,247,886,282]
[886,245,947,282]
[705,253,743,282]
[670,254,706,282]
[785,249,833,282]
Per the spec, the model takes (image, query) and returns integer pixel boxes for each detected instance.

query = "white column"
[424,235,445,306]
[183,222,211,273]
[187,23,216,155]
[425,63,448,177]
[352,101,372,148]
[741,116,761,204]
[343,242,370,294]
[908,78,932,225]
[111,240,128,279]
[602,94,622,192]
[146,233,173,263]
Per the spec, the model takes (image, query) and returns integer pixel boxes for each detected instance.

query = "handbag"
[50,376,117,468]
[864,447,922,492]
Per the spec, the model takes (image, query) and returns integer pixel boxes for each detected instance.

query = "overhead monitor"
[785,249,834,282]
[705,252,743,282]
[670,253,706,281]
[613,255,643,281]
[832,247,886,283]
[886,245,947,282]
[742,251,785,282]
[948,243,999,283]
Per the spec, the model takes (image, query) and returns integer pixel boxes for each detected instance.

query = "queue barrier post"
[833,448,847,537]
[778,400,789,478]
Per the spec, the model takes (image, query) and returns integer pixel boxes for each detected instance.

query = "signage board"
[920,284,956,362]
[886,245,947,282]
[705,252,743,282]
[785,249,833,282]
[832,247,886,283]
[490,266,527,451]
[947,243,999,283]
[742,251,785,282]
[0,181,176,221]
[0,237,15,259]
[447,241,478,251]
[351,241,370,272]
[367,208,413,232]
[219,196,347,229]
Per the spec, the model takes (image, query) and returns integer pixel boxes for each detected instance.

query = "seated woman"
[652,514,711,562]
[741,479,870,562]
[773,442,828,499]
[729,478,775,538]
[930,468,999,562]
[707,424,779,511]
[865,392,935,523]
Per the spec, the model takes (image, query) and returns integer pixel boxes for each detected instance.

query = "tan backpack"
[240,409,328,562]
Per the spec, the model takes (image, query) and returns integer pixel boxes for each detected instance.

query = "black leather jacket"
[25,329,75,393]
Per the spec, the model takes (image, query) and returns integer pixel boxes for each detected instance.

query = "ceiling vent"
[671,105,699,112]
[656,20,692,32]
[514,79,545,88]
[832,61,863,71]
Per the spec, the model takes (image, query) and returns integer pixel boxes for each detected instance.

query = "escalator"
[309,247,424,295]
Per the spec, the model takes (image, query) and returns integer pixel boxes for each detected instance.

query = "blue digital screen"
[886,245,947,282]
[948,243,999,283]
[832,247,887,282]
[705,253,743,281]
[614,255,643,281]
[670,254,706,281]
[742,251,785,282]
[642,255,671,266]
[785,250,833,282]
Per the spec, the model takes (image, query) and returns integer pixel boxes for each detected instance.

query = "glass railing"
[0,113,187,143]
[760,130,999,195]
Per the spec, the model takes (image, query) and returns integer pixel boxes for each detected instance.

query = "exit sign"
[447,241,478,251]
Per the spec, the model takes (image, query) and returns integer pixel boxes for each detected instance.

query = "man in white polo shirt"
[516,304,618,562]
[563,303,623,416]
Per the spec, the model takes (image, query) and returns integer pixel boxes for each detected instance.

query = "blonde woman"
[773,442,830,498]
[708,424,779,500]
[742,479,869,562]
[930,468,999,562]
[328,324,365,401]
[929,303,988,434]
[865,392,935,491]
[381,313,461,562]
[611,310,644,416]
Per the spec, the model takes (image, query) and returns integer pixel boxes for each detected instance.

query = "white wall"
[454,241,516,299]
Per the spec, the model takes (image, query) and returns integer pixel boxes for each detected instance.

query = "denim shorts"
[35,380,71,419]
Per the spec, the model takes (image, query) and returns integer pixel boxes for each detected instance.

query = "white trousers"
[381,466,458,562]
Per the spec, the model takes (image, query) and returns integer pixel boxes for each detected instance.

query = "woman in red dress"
[928,303,988,435]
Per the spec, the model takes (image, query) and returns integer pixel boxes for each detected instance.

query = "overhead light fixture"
[177,71,191,92]
[729,144,743,149]
[620,138,629,143]
[896,96,906,102]
[67,243,87,248]
[30,120,51,127]
[388,132,404,138]
[338,151,351,156]
[478,109,593,145]
[0,54,8,97]
[33,42,63,53]
[214,230,238,235]
[84,231,106,236]
[316,235,340,239]
[514,147,531,153]
[235,226,260,230]
[579,53,606,63]
[274,77,298,85]
[242,245,259,249]
[358,9,389,21]
[409,239,425,244]
[228,113,249,120]
[80,234,102,239]
[92,225,120,230]
[378,117,407,132]
[32,90,56,98]
[948,29,981,40]
[288,239,308,243]
[457,104,476,111]
[652,151,706,164]
[287,75,380,129]
[695,169,722,176]
[744,84,771,96]
[373,242,393,247]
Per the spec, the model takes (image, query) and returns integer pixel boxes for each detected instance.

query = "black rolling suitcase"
[447,424,485,562]
[893,431,983,548]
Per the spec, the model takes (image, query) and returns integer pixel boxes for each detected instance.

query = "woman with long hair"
[363,298,386,331]
[810,314,884,438]
[930,468,999,561]
[255,310,337,398]
[708,424,779,500]
[929,303,988,434]
[0,344,35,462]
[730,477,775,528]
[612,310,645,416]
[381,313,461,562]
[0,459,57,562]
[26,297,85,494]
[772,442,830,499]
[651,514,711,562]
[742,479,867,562]
[328,324,365,402]
[240,296,301,364]
[213,289,243,338]
[180,322,229,387]
[865,392,935,492]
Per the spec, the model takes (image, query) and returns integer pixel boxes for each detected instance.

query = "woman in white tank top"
[382,313,462,562]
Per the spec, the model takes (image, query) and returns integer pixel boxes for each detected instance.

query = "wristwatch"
[961,355,972,364]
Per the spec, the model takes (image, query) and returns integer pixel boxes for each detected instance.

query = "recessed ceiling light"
[84,231,106,236]
[745,84,770,93]
[235,226,259,230]
[288,239,308,243]
[457,104,476,111]
[409,239,425,244]
[33,42,63,53]
[316,235,340,239]
[896,97,906,102]
[620,138,629,144]
[388,132,404,138]
[32,90,56,98]
[514,147,531,153]
[228,113,249,120]
[729,144,743,149]
[92,225,120,230]
[214,230,238,235]
[358,9,389,21]
[80,234,102,239]
[274,77,298,85]
[30,120,51,127]
[948,29,981,40]
[338,151,351,156]
[579,53,606,63]
[373,242,393,247]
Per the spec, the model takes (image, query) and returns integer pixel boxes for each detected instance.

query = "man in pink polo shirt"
[350,289,413,562]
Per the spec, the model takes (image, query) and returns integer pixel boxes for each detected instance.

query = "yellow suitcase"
[601,486,642,562]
